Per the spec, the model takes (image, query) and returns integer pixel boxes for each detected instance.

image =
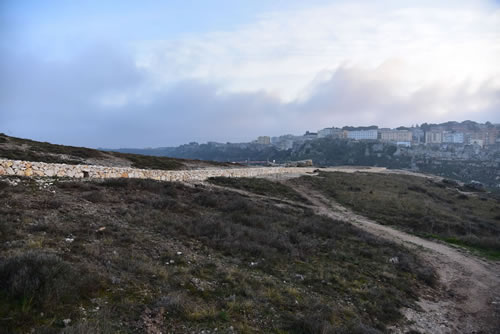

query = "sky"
[1,0,499,148]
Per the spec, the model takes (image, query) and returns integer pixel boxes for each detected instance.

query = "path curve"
[289,183,500,333]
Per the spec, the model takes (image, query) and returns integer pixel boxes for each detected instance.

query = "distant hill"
[111,136,500,192]
[0,134,235,170]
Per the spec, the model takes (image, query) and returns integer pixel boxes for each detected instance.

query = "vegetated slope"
[292,171,500,260]
[0,176,435,333]
[287,177,500,334]
[0,133,234,170]
[208,176,311,203]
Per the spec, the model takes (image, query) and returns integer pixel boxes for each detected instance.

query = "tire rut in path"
[289,183,500,334]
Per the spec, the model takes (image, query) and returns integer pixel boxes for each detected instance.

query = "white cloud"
[133,0,500,106]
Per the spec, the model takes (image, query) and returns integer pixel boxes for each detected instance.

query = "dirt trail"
[289,183,500,333]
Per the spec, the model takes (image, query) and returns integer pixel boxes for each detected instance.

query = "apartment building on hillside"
[425,131,443,144]
[379,129,412,142]
[347,129,378,140]
[442,132,464,144]
[317,128,344,139]
[256,136,271,145]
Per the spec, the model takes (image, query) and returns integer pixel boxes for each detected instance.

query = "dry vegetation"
[292,171,500,260]
[0,133,233,170]
[0,176,435,333]
[208,177,310,203]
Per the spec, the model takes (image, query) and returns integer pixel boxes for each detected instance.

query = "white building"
[318,128,344,138]
[379,130,412,142]
[442,132,464,144]
[411,128,425,143]
[425,131,443,144]
[256,136,271,145]
[347,129,378,140]
[303,131,318,140]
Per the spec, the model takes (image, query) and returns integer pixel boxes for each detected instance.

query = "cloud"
[1,46,499,148]
[136,0,500,100]
[0,46,286,147]
[1,1,499,147]
[296,63,500,127]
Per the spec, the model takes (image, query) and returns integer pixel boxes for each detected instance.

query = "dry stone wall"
[0,159,316,182]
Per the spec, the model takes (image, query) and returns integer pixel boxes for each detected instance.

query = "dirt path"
[289,183,500,334]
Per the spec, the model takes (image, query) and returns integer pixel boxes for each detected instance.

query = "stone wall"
[0,159,316,182]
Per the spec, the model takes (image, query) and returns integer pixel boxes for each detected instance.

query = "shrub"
[0,217,15,239]
[0,252,100,309]
[57,181,96,191]
[156,292,190,315]
[441,179,459,187]
[100,178,130,188]
[61,321,113,334]
[100,178,178,197]
[151,198,177,210]
[194,192,219,207]
[0,180,9,190]
[287,304,382,334]
[82,191,106,203]
[31,199,63,210]
[396,253,437,287]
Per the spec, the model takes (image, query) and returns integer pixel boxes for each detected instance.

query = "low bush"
[82,191,107,203]
[156,291,191,315]
[31,199,63,210]
[101,178,178,197]
[0,180,9,190]
[0,252,100,310]
[60,320,114,334]
[288,304,382,334]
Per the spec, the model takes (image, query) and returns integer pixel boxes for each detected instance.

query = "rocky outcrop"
[0,159,315,182]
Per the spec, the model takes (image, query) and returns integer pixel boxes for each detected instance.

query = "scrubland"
[292,171,500,260]
[0,176,435,333]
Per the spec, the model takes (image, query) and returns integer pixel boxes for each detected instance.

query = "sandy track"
[290,183,500,333]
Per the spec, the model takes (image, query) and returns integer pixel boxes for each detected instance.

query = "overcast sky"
[1,0,499,147]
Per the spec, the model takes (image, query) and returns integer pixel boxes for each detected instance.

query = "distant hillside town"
[258,120,499,150]
[110,121,500,192]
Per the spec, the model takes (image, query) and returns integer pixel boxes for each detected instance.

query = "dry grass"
[0,133,231,170]
[208,177,310,203]
[0,176,435,333]
[292,171,500,259]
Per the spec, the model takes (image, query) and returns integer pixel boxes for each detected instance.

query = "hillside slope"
[0,134,234,170]
[0,175,435,333]
[291,171,500,259]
